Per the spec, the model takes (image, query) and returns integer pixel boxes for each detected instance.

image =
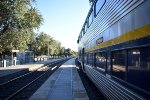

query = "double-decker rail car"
[77,0,150,99]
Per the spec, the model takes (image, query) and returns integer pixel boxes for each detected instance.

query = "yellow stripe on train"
[85,24,150,52]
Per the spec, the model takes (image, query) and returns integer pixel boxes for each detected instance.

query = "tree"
[0,29,30,55]
[49,40,61,56]
[0,0,43,57]
[60,47,65,56]
[65,48,71,57]
[32,32,69,57]
[0,0,42,35]
[32,32,53,56]
[71,50,77,57]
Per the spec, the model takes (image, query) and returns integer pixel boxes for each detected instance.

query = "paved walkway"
[29,58,89,100]
[0,59,61,77]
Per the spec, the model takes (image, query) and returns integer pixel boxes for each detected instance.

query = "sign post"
[12,50,19,66]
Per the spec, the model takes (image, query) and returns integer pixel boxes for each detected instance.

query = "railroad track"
[0,70,29,85]
[0,59,68,100]
[0,59,65,86]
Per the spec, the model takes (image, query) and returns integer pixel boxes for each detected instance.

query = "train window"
[84,54,87,64]
[87,54,90,64]
[79,50,82,61]
[127,47,150,92]
[95,52,106,72]
[79,35,80,41]
[95,0,105,16]
[88,10,93,27]
[87,53,93,66]
[80,33,82,40]
[112,50,126,80]
[82,29,84,36]
[92,5,96,18]
[84,22,87,33]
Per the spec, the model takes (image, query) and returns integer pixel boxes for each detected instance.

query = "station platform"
[0,59,61,77]
[29,58,89,100]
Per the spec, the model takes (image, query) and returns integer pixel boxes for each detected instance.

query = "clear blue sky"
[35,0,90,51]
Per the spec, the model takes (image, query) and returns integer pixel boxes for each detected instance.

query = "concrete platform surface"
[0,59,61,77]
[29,58,89,100]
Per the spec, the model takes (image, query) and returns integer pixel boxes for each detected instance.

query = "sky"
[34,0,90,51]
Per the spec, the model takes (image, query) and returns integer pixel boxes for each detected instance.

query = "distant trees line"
[32,32,77,57]
[0,0,77,59]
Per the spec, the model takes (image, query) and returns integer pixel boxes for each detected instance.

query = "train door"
[82,48,85,71]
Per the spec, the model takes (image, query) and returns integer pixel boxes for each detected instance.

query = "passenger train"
[77,0,150,99]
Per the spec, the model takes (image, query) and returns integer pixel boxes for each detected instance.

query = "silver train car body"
[77,0,150,99]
